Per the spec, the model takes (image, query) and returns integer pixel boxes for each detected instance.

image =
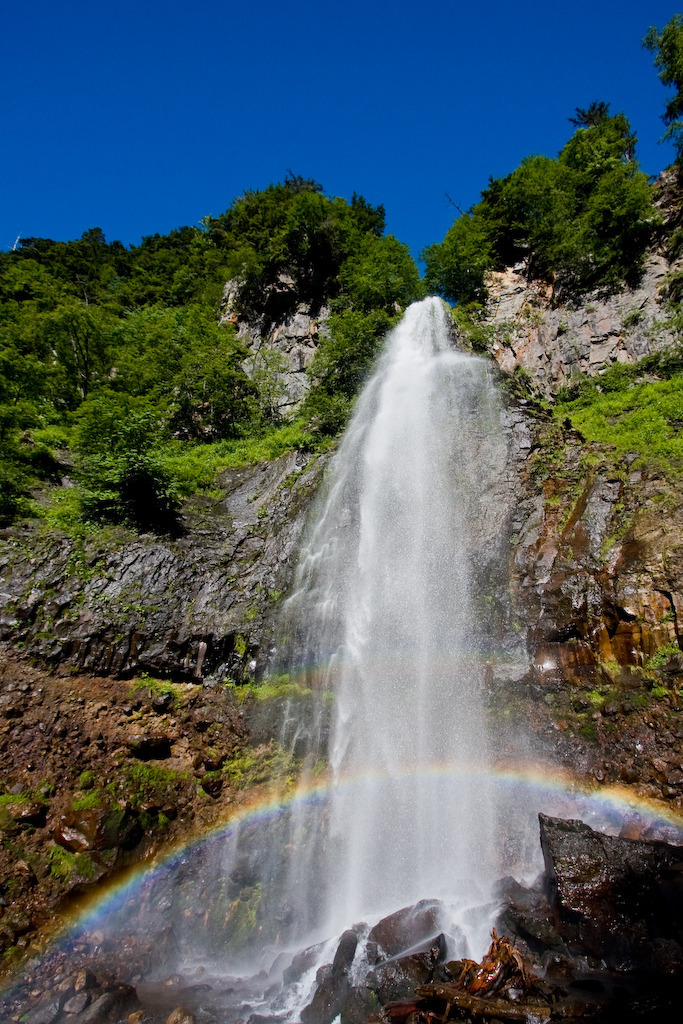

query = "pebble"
[166,1009,196,1024]
[63,991,90,1014]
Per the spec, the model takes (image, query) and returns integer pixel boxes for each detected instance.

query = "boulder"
[539,813,683,969]
[282,941,326,984]
[300,929,359,1024]
[367,900,445,957]
[126,733,172,760]
[366,951,435,1004]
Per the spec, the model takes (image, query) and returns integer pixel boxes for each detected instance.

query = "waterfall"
[76,297,531,991]
[271,296,514,955]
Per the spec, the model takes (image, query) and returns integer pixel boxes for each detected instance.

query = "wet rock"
[301,931,360,1024]
[199,774,223,798]
[74,969,97,992]
[12,799,47,827]
[25,999,63,1024]
[340,984,380,1024]
[55,807,142,853]
[166,1007,196,1024]
[366,951,436,1004]
[4,910,31,935]
[282,941,326,984]
[331,929,358,974]
[367,900,445,957]
[70,985,137,1023]
[63,990,90,1013]
[56,810,105,852]
[539,813,683,969]
[152,692,174,713]
[300,971,349,1024]
[494,875,564,953]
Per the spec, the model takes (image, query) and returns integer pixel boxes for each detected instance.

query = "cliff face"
[485,254,675,396]
[220,277,329,415]
[1,230,682,971]
[0,448,327,682]
[462,228,683,811]
[482,172,683,394]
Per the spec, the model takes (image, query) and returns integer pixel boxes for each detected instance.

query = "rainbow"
[37,760,683,950]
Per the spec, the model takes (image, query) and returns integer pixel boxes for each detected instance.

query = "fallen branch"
[415,985,551,1023]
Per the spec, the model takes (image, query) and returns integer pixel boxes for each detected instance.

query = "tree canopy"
[645,14,683,159]
[422,109,655,304]
[0,178,418,528]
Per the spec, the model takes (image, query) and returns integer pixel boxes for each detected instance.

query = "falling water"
[7,299,683,1024]
[270,296,517,955]
[22,298,534,1005]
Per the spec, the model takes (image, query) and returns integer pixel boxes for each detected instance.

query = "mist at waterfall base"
[30,300,682,1014]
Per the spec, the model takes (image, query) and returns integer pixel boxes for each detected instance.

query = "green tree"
[644,15,683,159]
[43,300,115,403]
[423,111,654,303]
[169,313,257,440]
[337,235,421,313]
[301,308,396,433]
[73,392,179,533]
[247,346,290,423]
[569,101,611,129]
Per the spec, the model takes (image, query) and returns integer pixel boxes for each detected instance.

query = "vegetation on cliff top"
[423,15,683,307]
[0,176,419,530]
[422,107,656,305]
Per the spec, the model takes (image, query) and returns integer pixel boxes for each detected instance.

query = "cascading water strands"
[277,297,513,950]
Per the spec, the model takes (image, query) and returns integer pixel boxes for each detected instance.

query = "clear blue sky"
[1,1,680,261]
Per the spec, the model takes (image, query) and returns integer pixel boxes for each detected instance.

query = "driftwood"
[409,930,553,1023]
[415,985,551,1022]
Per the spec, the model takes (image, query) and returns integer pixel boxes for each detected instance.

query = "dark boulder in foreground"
[539,812,683,971]
[367,900,446,957]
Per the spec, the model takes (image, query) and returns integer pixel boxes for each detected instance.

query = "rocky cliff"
[1,221,682,973]
[0,448,326,682]
[485,253,675,396]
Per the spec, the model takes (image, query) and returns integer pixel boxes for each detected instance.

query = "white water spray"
[278,297,514,953]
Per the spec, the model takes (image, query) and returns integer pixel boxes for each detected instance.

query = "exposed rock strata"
[220,277,329,412]
[0,449,326,681]
[484,255,677,396]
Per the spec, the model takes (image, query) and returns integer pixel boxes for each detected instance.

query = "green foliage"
[645,641,681,669]
[301,308,398,434]
[225,883,263,951]
[205,177,389,327]
[73,392,180,533]
[335,234,422,313]
[71,791,101,811]
[555,347,683,476]
[422,213,493,305]
[167,314,257,441]
[644,15,683,158]
[227,675,313,703]
[48,845,97,882]
[113,763,183,809]
[0,176,416,526]
[223,743,298,789]
[161,420,318,495]
[423,110,655,302]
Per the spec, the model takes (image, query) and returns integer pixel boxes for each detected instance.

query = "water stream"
[269,296,517,954]
[15,298,682,1022]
